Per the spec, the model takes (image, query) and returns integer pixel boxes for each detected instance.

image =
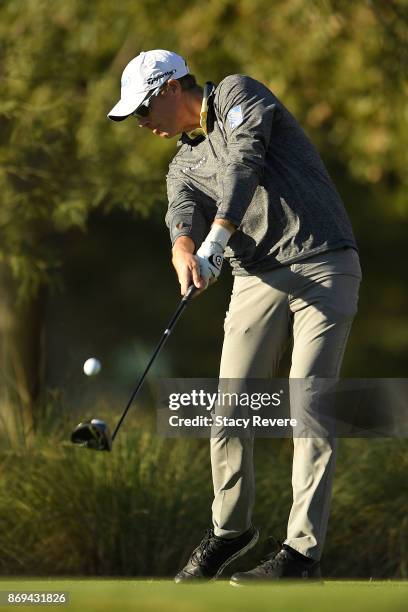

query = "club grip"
[183,284,197,302]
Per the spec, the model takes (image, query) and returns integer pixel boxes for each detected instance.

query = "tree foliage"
[1,0,406,299]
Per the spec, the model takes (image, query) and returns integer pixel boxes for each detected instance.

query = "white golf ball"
[83,358,101,376]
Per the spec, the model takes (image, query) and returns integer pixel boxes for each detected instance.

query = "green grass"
[0,580,406,612]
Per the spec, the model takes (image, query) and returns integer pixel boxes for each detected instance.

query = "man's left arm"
[214,74,277,227]
[195,76,276,289]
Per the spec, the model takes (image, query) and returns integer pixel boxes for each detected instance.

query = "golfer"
[108,49,362,584]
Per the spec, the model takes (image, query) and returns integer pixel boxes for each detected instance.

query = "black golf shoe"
[230,539,321,586]
[174,526,259,583]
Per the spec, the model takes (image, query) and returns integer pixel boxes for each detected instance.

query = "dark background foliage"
[0,0,407,578]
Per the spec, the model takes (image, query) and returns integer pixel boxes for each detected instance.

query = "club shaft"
[111,285,196,441]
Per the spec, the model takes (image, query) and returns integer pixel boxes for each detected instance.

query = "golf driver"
[71,284,197,451]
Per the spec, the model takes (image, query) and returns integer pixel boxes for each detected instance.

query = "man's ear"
[166,79,182,96]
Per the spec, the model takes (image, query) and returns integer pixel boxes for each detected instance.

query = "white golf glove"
[196,225,232,289]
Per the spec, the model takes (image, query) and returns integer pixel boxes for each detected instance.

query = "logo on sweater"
[227,105,244,130]
[182,156,207,173]
[175,222,190,230]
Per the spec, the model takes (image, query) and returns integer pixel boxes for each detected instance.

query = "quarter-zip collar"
[177,81,216,146]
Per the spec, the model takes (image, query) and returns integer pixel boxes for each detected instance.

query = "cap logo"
[146,69,176,86]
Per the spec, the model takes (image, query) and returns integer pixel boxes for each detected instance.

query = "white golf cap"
[107,49,189,121]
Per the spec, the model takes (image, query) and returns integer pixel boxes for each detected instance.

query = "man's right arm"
[166,176,214,295]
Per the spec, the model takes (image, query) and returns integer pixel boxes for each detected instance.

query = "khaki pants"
[211,247,362,560]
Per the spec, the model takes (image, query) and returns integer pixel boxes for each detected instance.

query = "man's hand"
[172,236,205,296]
[172,221,235,296]
[195,243,224,288]
[196,222,234,290]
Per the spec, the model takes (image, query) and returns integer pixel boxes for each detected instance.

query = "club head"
[71,418,112,451]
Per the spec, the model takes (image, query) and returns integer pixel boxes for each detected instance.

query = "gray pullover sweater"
[166,74,357,275]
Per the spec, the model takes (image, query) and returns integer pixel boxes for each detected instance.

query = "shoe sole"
[212,529,260,580]
[230,574,325,587]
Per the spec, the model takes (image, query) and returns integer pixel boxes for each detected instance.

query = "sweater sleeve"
[214,75,277,227]
[165,176,213,251]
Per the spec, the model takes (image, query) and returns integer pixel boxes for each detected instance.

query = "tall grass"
[0,419,213,576]
[0,408,406,578]
[326,438,408,578]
